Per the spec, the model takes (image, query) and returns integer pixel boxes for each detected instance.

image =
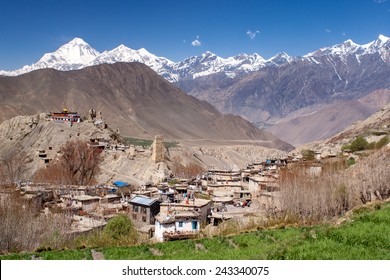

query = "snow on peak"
[38,37,100,66]
[90,44,174,78]
[267,52,293,65]
[68,37,90,46]
[1,35,388,81]
[378,34,390,42]
[306,39,360,57]
[304,34,390,59]
[369,34,390,49]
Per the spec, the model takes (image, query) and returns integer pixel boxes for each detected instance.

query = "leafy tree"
[103,214,136,240]
[301,150,315,161]
[350,136,369,152]
[342,136,369,152]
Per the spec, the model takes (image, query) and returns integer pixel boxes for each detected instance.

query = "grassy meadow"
[2,202,389,260]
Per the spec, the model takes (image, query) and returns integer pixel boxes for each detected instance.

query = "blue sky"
[1,0,389,70]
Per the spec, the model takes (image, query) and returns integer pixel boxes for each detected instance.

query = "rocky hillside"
[267,91,390,146]
[295,103,390,155]
[0,62,293,151]
[0,113,287,185]
[177,36,390,145]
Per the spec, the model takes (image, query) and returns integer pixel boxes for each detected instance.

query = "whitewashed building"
[154,211,200,242]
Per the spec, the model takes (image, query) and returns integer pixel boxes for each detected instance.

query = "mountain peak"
[67,37,90,45]
[33,37,100,70]
[1,35,389,82]
[137,47,154,56]
[377,34,390,42]
[343,39,358,46]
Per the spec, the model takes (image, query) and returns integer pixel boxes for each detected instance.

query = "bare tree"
[0,149,30,185]
[170,156,204,179]
[33,162,67,185]
[0,191,72,252]
[34,140,102,185]
[271,148,390,224]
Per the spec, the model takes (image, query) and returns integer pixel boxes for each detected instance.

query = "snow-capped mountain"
[172,51,269,80]
[90,44,177,81]
[0,38,100,76]
[0,37,291,82]
[0,35,389,82]
[304,34,390,62]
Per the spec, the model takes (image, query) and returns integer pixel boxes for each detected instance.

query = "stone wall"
[151,135,165,163]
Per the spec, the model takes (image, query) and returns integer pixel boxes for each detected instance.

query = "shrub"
[375,136,389,149]
[301,150,315,161]
[343,136,369,152]
[168,178,181,186]
[346,157,356,167]
[103,214,136,240]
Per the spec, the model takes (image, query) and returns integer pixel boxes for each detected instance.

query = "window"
[141,207,147,214]
[142,216,147,223]
[178,221,183,228]
[133,205,139,212]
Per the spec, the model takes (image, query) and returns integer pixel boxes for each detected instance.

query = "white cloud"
[191,35,202,47]
[246,30,260,40]
[341,31,347,36]
[325,28,331,33]
[374,0,387,3]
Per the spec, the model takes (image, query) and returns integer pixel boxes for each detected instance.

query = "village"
[6,108,349,244]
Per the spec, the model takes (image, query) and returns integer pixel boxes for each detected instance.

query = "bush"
[375,136,389,149]
[342,136,369,152]
[346,157,356,167]
[103,214,136,240]
[301,150,315,161]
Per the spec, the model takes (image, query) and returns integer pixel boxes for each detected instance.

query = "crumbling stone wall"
[151,135,165,163]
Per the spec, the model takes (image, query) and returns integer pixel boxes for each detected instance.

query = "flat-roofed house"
[126,196,161,225]
[159,198,211,223]
[154,211,200,242]
[62,195,100,212]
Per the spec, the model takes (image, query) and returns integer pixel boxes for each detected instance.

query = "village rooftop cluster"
[12,108,344,243]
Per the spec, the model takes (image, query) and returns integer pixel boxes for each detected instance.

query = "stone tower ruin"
[151,135,165,163]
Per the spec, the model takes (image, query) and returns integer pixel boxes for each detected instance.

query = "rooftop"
[129,195,158,206]
[155,211,200,224]
[161,198,211,208]
[62,195,100,201]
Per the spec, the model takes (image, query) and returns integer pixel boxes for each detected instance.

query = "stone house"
[154,211,200,242]
[159,198,211,223]
[62,195,100,212]
[126,196,161,225]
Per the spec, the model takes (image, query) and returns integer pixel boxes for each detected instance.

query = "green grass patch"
[0,249,92,260]
[2,202,390,260]
[124,137,153,147]
[123,137,179,148]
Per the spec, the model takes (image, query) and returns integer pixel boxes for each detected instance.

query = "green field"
[124,137,179,148]
[2,202,389,260]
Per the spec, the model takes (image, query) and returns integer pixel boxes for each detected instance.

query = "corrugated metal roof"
[113,181,129,187]
[129,196,157,206]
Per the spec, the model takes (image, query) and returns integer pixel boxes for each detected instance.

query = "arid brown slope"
[0,62,292,151]
[267,90,390,146]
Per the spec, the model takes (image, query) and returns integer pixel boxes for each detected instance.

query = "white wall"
[154,219,199,242]
[155,221,175,242]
